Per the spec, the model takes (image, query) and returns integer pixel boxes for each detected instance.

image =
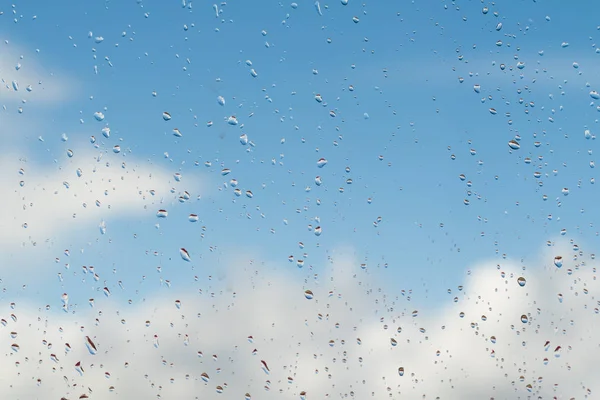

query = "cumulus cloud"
[0,240,596,399]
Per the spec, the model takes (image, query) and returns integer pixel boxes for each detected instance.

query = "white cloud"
[0,40,74,105]
[0,241,597,399]
[0,147,206,256]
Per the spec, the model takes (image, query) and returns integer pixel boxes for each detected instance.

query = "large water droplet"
[553,256,563,268]
[508,140,520,150]
[157,209,168,218]
[85,336,98,355]
[180,248,191,262]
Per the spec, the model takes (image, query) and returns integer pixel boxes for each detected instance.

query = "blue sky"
[2,1,600,398]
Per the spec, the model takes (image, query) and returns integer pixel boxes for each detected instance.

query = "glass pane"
[1,1,598,398]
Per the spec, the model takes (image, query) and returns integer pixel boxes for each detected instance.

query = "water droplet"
[246,190,254,198]
[93,112,105,121]
[398,367,405,376]
[315,1,322,15]
[75,361,84,376]
[521,314,529,324]
[173,128,183,137]
[163,111,172,121]
[508,140,520,150]
[102,127,110,138]
[157,209,168,218]
[221,168,231,176]
[261,360,270,374]
[554,346,562,357]
[517,277,526,287]
[495,22,502,31]
[67,149,74,158]
[217,96,226,106]
[304,290,314,300]
[314,226,322,236]
[180,248,191,262]
[201,372,210,383]
[554,256,563,268]
[240,134,249,145]
[189,214,199,222]
[113,145,121,153]
[227,115,238,125]
[317,158,328,168]
[99,220,107,234]
[352,16,359,23]
[85,336,98,355]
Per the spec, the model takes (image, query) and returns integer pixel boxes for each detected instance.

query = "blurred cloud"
[0,41,76,105]
[0,240,596,399]
[0,147,205,256]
